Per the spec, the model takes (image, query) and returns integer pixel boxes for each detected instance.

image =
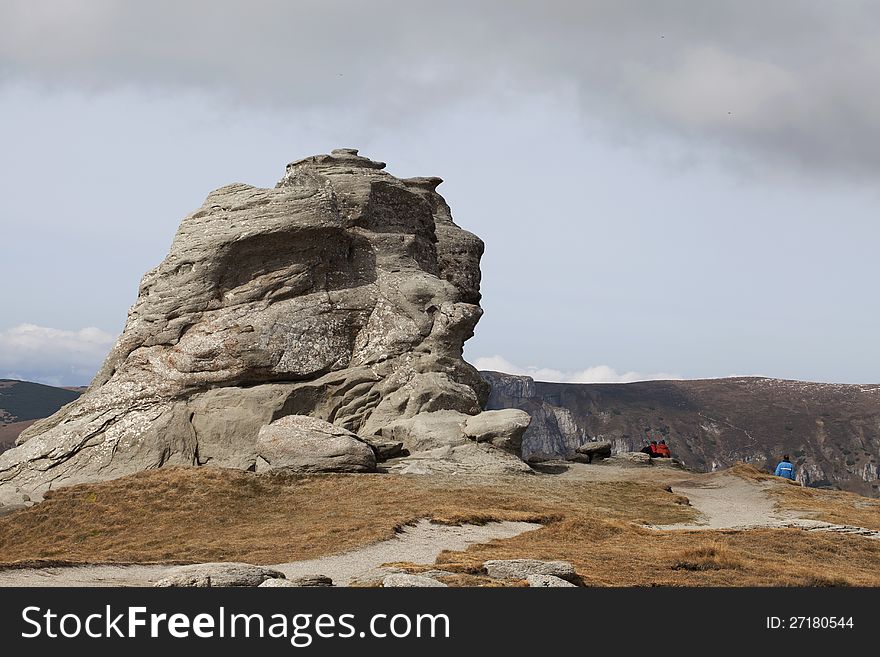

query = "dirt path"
[273,519,540,585]
[0,519,541,587]
[654,473,880,538]
[653,473,788,530]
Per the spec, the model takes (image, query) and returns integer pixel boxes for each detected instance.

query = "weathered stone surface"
[390,443,533,476]
[0,486,30,516]
[603,451,653,466]
[258,578,298,587]
[0,486,29,506]
[380,409,534,472]
[379,410,469,452]
[255,415,376,473]
[383,573,447,587]
[155,563,285,587]
[463,409,530,452]
[576,440,612,457]
[0,149,534,503]
[526,574,577,587]
[573,440,612,463]
[483,559,577,582]
[259,574,333,587]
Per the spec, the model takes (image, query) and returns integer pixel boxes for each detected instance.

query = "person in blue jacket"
[773,454,796,480]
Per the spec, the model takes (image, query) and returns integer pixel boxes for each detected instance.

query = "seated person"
[774,455,796,480]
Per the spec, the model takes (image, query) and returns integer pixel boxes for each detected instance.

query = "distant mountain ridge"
[0,380,82,451]
[482,371,880,497]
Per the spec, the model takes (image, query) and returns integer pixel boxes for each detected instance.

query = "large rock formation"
[0,149,530,505]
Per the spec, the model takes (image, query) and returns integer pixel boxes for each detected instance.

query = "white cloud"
[0,323,116,386]
[473,355,681,384]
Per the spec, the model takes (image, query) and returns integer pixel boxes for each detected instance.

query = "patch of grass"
[771,485,880,533]
[0,466,691,567]
[672,540,742,571]
[429,524,880,586]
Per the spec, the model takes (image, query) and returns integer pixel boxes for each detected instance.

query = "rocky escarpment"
[0,149,531,506]
[483,371,880,497]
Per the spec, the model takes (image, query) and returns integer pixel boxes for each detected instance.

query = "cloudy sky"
[1,1,878,386]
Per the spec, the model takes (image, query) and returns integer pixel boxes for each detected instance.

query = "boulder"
[259,574,333,587]
[463,409,531,452]
[391,443,533,476]
[603,451,653,467]
[380,408,532,458]
[483,559,577,582]
[383,573,447,587]
[378,410,469,452]
[574,440,612,463]
[526,574,577,587]
[0,149,536,503]
[155,563,285,587]
[255,415,376,473]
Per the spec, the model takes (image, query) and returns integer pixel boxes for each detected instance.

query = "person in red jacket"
[654,440,671,458]
[641,441,658,456]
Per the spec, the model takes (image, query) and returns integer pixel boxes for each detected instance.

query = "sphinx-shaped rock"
[0,149,529,502]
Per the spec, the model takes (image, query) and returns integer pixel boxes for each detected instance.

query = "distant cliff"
[482,371,880,497]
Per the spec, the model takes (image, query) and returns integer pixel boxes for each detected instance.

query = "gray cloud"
[2,1,879,177]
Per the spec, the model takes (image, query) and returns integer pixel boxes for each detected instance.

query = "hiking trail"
[654,472,880,538]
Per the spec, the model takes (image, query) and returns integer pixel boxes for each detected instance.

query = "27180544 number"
[766,617,855,629]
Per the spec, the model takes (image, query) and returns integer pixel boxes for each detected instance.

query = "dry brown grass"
[427,521,880,586]
[671,540,743,571]
[0,466,689,566]
[0,465,877,586]
[771,486,880,532]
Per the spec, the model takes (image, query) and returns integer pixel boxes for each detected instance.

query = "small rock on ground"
[527,574,577,587]
[155,563,285,587]
[259,574,334,587]
[383,573,447,587]
[602,451,652,466]
[483,559,577,582]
